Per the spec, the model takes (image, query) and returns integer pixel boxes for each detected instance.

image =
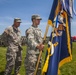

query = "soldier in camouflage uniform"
[25,14,44,75]
[1,18,22,75]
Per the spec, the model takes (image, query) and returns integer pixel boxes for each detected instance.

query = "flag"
[61,0,76,17]
[48,0,60,26]
[60,0,73,17]
[42,0,73,75]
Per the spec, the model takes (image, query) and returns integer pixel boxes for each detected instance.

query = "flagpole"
[34,24,49,75]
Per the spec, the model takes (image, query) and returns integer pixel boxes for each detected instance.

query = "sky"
[0,0,76,37]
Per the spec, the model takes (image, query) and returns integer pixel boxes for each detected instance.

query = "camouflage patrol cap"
[31,14,42,20]
[14,18,22,23]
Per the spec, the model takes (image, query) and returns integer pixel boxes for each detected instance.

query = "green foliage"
[0,42,76,75]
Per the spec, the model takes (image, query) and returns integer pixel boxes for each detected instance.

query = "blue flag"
[42,0,73,75]
[48,0,59,26]
[61,0,73,17]
[61,0,76,17]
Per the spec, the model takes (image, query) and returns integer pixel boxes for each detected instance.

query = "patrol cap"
[14,18,22,23]
[31,14,42,20]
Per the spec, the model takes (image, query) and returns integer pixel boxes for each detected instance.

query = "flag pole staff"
[34,23,50,75]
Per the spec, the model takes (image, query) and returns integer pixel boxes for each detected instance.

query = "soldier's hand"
[36,44,40,49]
[40,44,45,51]
[36,44,45,51]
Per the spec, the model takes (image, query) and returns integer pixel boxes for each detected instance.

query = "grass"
[60,42,76,75]
[0,46,27,75]
[0,42,76,75]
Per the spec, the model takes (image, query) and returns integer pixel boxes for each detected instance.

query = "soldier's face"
[34,19,41,25]
[14,22,21,28]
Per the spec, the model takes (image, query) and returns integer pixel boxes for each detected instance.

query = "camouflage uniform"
[2,25,22,75]
[25,25,43,75]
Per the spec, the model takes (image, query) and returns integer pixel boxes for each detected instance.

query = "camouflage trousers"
[4,47,22,75]
[25,50,41,75]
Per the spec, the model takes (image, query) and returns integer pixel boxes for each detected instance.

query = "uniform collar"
[32,25,38,28]
[12,25,19,32]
